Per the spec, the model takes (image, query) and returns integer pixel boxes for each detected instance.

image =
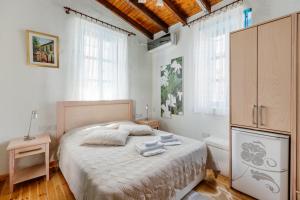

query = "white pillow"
[104,121,136,129]
[67,124,113,137]
[81,129,130,146]
[119,124,154,136]
[83,125,113,132]
[78,121,135,132]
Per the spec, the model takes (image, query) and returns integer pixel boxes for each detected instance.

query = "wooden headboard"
[56,100,133,139]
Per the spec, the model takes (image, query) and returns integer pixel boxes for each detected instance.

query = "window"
[67,17,128,100]
[192,3,243,115]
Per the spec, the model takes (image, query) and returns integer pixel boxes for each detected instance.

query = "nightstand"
[7,134,51,192]
[136,119,160,129]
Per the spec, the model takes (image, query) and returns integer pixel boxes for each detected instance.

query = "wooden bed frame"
[56,100,133,140]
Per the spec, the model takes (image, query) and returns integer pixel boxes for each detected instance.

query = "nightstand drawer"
[14,144,45,158]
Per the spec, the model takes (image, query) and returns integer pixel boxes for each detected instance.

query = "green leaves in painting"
[161,57,183,118]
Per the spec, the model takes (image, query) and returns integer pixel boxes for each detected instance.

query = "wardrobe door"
[297,13,300,200]
[230,27,258,128]
[258,17,292,132]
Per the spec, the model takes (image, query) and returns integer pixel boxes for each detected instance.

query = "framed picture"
[27,30,59,68]
[161,56,183,118]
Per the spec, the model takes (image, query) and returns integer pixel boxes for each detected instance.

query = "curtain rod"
[187,0,244,26]
[64,7,136,36]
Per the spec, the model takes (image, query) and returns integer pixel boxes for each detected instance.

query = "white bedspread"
[58,127,207,200]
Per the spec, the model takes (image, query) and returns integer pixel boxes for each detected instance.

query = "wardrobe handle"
[252,105,257,125]
[259,105,266,126]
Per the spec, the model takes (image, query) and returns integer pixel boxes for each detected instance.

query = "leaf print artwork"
[161,75,169,87]
[161,104,171,118]
[170,60,182,74]
[161,65,167,72]
[167,94,176,107]
[161,57,183,118]
[177,92,183,101]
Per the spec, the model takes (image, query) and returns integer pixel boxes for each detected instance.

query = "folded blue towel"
[136,142,164,154]
[142,148,166,157]
[160,138,178,143]
[160,133,174,140]
[144,140,159,147]
[163,141,182,146]
[159,135,181,146]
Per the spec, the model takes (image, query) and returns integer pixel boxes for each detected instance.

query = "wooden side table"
[136,119,160,129]
[7,134,51,192]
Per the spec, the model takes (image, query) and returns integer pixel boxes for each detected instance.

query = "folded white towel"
[160,133,174,140]
[144,140,159,147]
[142,148,166,157]
[136,142,164,154]
[163,141,182,146]
[160,138,179,143]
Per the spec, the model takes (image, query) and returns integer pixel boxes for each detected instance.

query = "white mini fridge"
[232,128,289,200]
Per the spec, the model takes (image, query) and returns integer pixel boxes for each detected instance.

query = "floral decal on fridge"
[161,57,183,118]
[238,141,282,193]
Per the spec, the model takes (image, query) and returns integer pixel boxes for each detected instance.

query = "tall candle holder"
[24,110,38,141]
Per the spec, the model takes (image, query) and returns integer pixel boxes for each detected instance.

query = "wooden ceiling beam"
[128,0,169,33]
[163,0,187,25]
[196,0,211,13]
[96,0,153,39]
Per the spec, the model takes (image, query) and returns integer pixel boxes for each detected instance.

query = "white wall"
[151,0,300,141]
[0,0,152,174]
[151,27,229,141]
[128,37,152,119]
[245,0,300,24]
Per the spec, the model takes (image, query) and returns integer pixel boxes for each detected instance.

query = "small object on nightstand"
[145,104,149,120]
[7,134,51,193]
[136,119,160,130]
[24,110,38,141]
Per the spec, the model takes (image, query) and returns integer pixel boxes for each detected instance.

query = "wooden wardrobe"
[230,13,299,199]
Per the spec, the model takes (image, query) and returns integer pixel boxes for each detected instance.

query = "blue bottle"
[243,8,252,28]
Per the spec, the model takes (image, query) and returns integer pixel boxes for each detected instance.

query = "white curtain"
[66,17,128,100]
[192,3,243,115]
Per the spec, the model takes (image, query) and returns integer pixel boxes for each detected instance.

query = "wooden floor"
[0,169,253,200]
[194,171,254,200]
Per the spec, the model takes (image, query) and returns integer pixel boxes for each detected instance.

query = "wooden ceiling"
[96,0,222,39]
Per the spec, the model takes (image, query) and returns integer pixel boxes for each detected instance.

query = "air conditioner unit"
[147,33,177,53]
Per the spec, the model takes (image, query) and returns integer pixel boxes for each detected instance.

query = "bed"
[56,100,207,200]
